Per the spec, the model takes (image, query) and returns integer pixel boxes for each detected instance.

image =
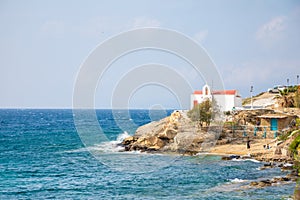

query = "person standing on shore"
[246,137,251,149]
[246,137,251,157]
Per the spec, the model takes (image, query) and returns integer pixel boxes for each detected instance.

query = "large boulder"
[134,119,165,137]
[121,110,222,155]
[163,129,217,154]
[121,111,215,154]
[158,128,178,140]
[130,136,165,151]
[139,136,164,148]
[172,131,203,149]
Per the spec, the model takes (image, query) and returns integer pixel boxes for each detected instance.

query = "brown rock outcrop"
[121,110,219,155]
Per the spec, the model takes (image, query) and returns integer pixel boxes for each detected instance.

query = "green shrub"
[242,98,251,105]
[290,134,300,155]
[297,118,300,127]
[288,85,298,93]
[224,121,235,126]
[188,99,220,127]
[279,130,293,141]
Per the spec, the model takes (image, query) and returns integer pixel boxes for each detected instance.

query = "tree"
[280,87,298,108]
[188,98,219,127]
[280,89,289,108]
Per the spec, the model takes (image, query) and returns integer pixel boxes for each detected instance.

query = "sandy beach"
[209,138,283,161]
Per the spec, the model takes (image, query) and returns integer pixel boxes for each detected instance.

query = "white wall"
[191,94,242,111]
[234,96,242,108]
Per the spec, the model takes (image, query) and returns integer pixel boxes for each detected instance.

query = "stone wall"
[261,116,295,131]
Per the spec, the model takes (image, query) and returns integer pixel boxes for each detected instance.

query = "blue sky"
[1,0,300,109]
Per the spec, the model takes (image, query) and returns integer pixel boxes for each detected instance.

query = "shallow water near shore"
[0,109,296,199]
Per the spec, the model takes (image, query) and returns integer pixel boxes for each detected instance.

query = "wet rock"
[230,155,240,159]
[273,177,291,182]
[221,156,232,160]
[281,164,293,171]
[122,136,137,145]
[250,175,295,188]
[250,179,273,188]
[221,155,240,160]
[260,162,275,170]
[288,169,299,177]
[258,180,272,187]
[281,177,291,181]
[250,181,259,186]
[277,163,284,168]
[286,171,299,181]
[264,162,272,166]
[252,180,272,187]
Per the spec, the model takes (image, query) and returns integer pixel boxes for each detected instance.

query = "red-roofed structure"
[191,84,242,111]
[193,90,240,96]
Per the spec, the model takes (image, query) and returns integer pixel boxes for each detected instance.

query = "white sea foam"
[244,159,260,163]
[230,178,246,183]
[65,131,130,153]
[232,158,260,163]
[90,131,131,153]
[116,131,130,143]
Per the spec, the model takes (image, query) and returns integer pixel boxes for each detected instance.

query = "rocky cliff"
[121,110,219,155]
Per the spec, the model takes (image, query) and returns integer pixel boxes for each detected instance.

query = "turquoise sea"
[0,109,296,199]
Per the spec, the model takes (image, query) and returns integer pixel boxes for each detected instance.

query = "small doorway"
[270,118,278,131]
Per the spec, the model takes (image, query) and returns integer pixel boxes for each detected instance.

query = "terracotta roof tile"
[193,90,237,95]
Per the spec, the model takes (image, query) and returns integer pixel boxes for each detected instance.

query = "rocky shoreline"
[121,110,220,155]
[220,154,298,188]
[121,110,296,160]
[120,110,300,190]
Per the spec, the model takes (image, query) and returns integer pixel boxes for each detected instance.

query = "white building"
[190,84,242,111]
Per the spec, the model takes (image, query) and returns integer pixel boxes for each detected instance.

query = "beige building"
[258,113,296,131]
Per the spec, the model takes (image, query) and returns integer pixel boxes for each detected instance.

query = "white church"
[191,84,242,111]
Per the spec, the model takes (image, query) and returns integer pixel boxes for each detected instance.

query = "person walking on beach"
[246,137,251,149]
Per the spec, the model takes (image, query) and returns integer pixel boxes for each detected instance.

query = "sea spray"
[229,178,246,183]
[65,131,130,153]
[116,131,130,143]
[94,131,130,152]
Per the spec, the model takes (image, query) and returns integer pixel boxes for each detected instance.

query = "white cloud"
[256,16,286,41]
[194,30,208,43]
[131,17,161,28]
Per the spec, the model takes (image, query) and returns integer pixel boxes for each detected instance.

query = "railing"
[222,124,279,139]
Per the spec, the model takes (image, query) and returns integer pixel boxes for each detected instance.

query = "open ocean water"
[0,109,296,199]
